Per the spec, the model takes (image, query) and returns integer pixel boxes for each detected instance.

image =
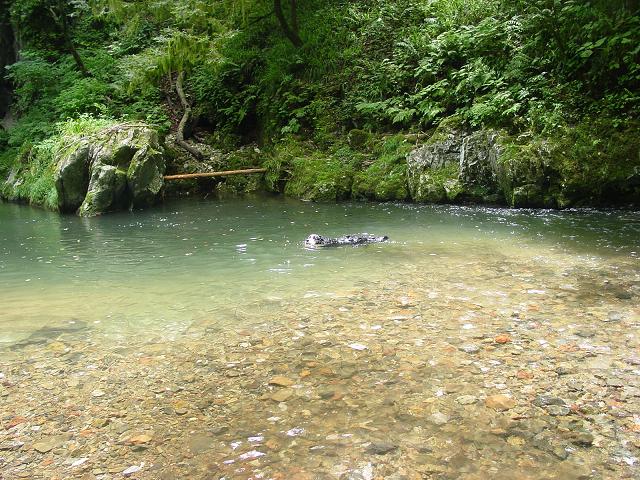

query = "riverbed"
[1,196,639,479]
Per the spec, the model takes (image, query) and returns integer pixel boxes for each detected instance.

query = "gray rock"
[606,311,624,322]
[53,124,166,216]
[532,395,566,407]
[575,329,595,338]
[459,130,501,195]
[460,344,480,354]
[365,441,398,455]
[55,141,91,213]
[429,412,449,426]
[456,395,478,405]
[33,437,64,453]
[0,440,24,451]
[79,165,127,216]
[406,121,552,207]
[406,123,464,203]
[551,445,569,460]
[547,405,571,416]
[188,434,215,454]
[606,378,624,388]
[567,432,594,447]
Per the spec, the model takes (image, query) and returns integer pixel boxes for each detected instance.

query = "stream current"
[0,196,639,479]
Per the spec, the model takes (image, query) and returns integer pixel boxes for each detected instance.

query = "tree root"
[175,71,205,161]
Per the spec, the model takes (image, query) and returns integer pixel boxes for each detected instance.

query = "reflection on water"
[0,197,639,479]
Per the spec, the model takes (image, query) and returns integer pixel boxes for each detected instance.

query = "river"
[1,196,639,479]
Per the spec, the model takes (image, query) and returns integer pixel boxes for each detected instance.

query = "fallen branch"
[164,169,267,181]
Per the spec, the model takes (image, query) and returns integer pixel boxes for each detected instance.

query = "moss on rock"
[1,143,59,211]
[549,120,640,207]
[414,164,462,203]
[1,118,167,214]
[285,154,357,201]
[352,136,411,201]
[265,138,360,201]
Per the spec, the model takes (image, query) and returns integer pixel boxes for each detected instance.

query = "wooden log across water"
[163,168,267,181]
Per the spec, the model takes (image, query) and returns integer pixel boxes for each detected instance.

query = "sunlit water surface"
[1,196,640,479]
[1,196,638,343]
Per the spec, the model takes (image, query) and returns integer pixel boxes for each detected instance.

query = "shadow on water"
[6,319,88,351]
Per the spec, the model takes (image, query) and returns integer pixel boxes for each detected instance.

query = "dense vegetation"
[1,0,639,207]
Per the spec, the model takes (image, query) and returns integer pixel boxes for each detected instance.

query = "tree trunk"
[290,0,299,36]
[0,0,16,118]
[50,2,91,77]
[274,0,303,47]
[175,71,205,160]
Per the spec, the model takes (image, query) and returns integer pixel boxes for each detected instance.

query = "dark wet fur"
[305,233,389,248]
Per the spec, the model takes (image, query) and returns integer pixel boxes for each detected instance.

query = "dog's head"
[304,234,324,247]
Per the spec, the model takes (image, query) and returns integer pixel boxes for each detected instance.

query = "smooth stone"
[485,395,516,411]
[429,412,449,426]
[271,389,294,402]
[0,441,24,451]
[456,395,478,405]
[33,437,63,454]
[188,434,215,454]
[318,388,335,400]
[606,378,624,388]
[365,441,398,455]
[613,290,632,300]
[606,311,624,322]
[547,405,570,416]
[575,329,595,338]
[567,432,594,446]
[123,465,142,476]
[268,376,295,387]
[128,434,152,445]
[552,445,569,460]
[532,395,566,407]
[460,344,480,354]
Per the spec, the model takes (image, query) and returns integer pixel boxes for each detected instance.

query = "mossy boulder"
[493,135,553,207]
[547,121,640,207]
[216,146,263,196]
[268,138,359,201]
[55,141,92,211]
[459,131,501,198]
[352,159,409,201]
[407,118,552,206]
[406,125,464,202]
[78,165,128,216]
[347,129,371,149]
[54,124,166,215]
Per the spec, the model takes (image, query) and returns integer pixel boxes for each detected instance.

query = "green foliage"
[549,119,640,206]
[2,0,639,207]
[352,136,412,201]
[1,116,118,209]
[274,138,359,201]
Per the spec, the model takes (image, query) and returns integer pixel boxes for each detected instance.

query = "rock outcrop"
[407,123,552,207]
[406,124,464,203]
[54,124,166,215]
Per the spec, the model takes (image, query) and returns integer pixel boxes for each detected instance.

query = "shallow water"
[1,197,639,479]
[1,196,638,343]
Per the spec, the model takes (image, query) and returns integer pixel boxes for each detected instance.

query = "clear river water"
[0,196,639,479]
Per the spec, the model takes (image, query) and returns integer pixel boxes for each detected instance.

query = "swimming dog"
[304,233,389,248]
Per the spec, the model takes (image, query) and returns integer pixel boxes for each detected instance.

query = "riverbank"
[1,234,639,479]
[2,115,639,216]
